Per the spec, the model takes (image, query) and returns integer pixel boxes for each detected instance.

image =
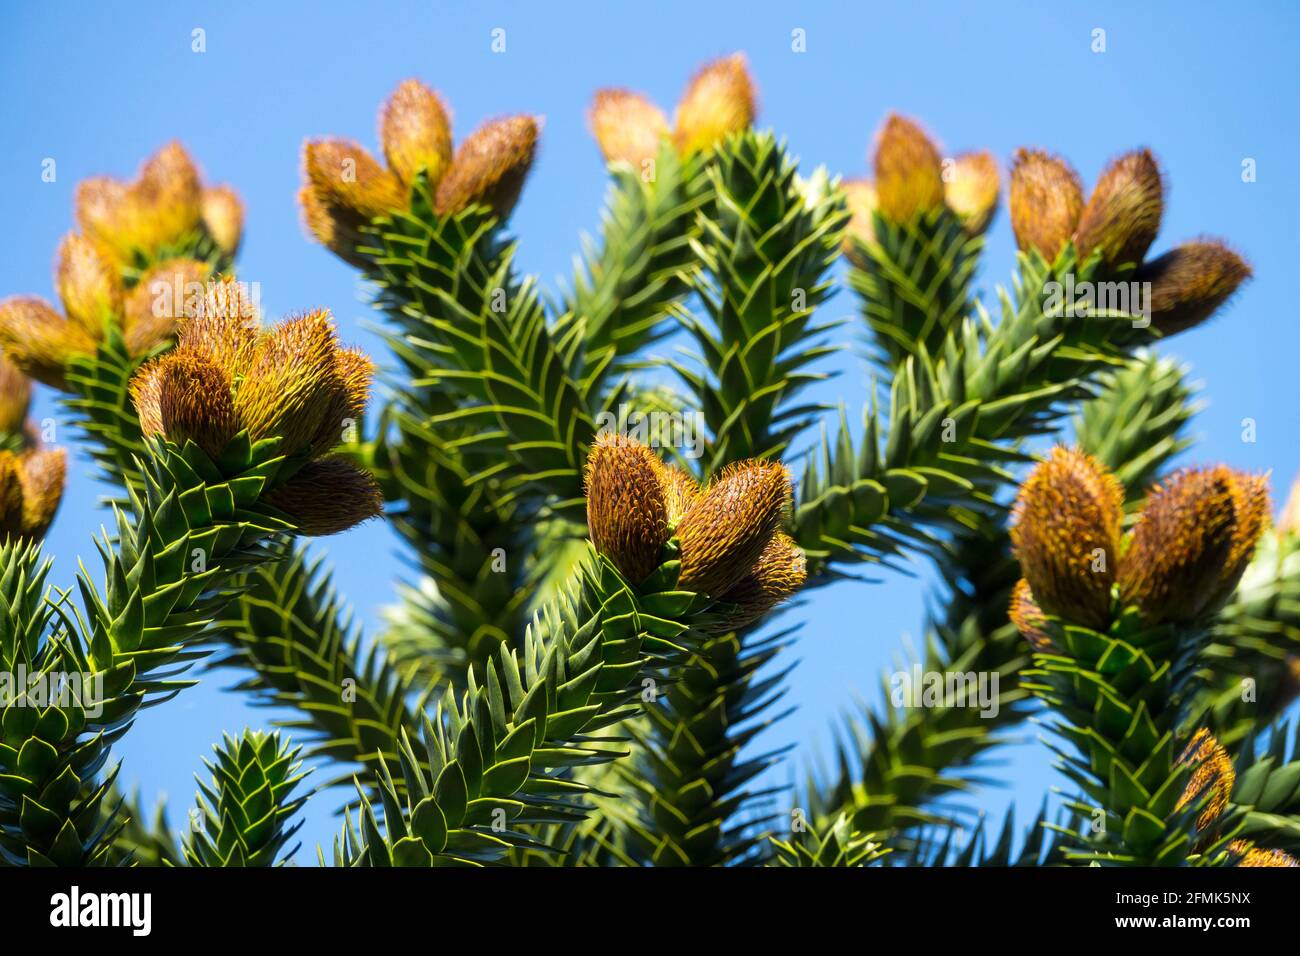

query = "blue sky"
[2,1,1297,861]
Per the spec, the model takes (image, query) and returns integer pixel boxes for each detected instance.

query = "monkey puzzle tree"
[0,50,1295,870]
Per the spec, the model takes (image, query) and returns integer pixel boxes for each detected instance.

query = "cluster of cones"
[1008,146,1251,334]
[588,53,756,167]
[129,278,382,536]
[300,54,760,266]
[1011,449,1296,865]
[841,115,1001,259]
[0,143,241,390]
[0,141,382,541]
[1009,446,1270,639]
[584,434,804,631]
[298,57,1249,352]
[300,79,540,264]
[840,117,1251,339]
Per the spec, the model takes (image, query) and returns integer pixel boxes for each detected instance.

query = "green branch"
[210,548,429,789]
[182,730,310,867]
[560,143,709,395]
[334,552,706,866]
[807,352,1199,841]
[795,248,1148,572]
[583,132,844,867]
[673,132,846,474]
[0,435,292,865]
[1199,530,1300,746]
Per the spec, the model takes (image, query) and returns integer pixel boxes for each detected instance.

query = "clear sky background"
[2,1,1297,862]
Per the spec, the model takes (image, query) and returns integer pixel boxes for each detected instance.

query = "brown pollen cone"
[0,448,67,541]
[380,79,454,187]
[1009,148,1084,262]
[307,346,373,457]
[434,116,538,219]
[303,139,407,220]
[17,448,66,539]
[944,151,1000,236]
[1009,579,1053,652]
[233,310,349,455]
[1118,466,1270,623]
[0,355,33,436]
[589,89,670,167]
[201,186,245,256]
[1227,841,1299,867]
[155,350,238,458]
[300,139,407,266]
[872,114,945,224]
[1010,447,1123,630]
[137,141,203,227]
[0,296,98,390]
[131,302,378,535]
[1175,729,1235,832]
[1138,240,1252,337]
[55,233,123,338]
[298,183,369,267]
[651,458,700,527]
[676,459,791,597]
[264,456,383,536]
[710,532,807,631]
[1073,149,1164,267]
[672,53,756,156]
[184,275,261,366]
[1222,471,1272,586]
[584,433,670,583]
[0,454,23,540]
